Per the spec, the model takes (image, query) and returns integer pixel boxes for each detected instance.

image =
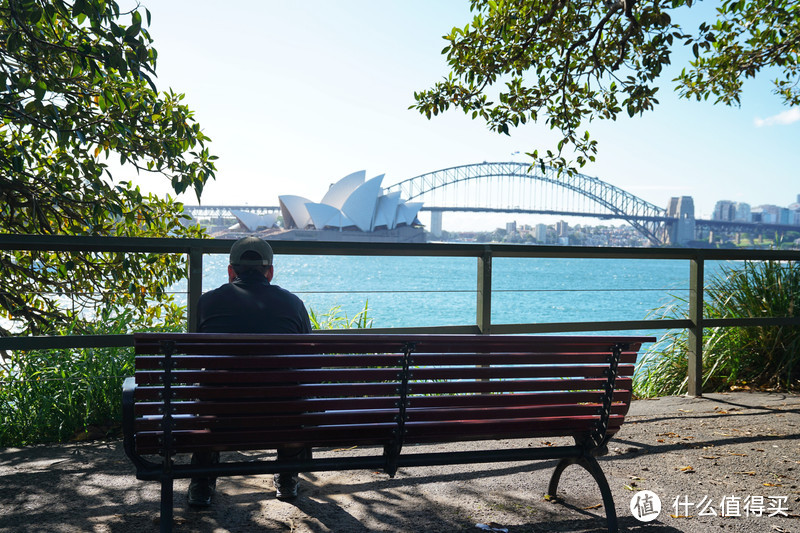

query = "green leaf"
[33,80,47,100]
[17,74,31,90]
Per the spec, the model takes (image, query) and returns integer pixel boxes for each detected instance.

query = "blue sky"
[132,1,799,230]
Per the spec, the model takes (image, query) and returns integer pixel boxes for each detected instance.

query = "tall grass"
[635,260,800,397]
[0,310,162,446]
[309,301,373,330]
[0,347,132,446]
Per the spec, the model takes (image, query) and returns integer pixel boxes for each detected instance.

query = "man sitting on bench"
[189,236,312,506]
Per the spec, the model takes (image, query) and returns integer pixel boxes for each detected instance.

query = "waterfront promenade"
[1,391,798,532]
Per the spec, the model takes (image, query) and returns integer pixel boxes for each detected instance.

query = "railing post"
[477,248,492,334]
[688,256,704,397]
[187,248,203,333]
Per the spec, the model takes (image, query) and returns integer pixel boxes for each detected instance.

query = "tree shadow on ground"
[0,440,653,533]
[3,392,797,532]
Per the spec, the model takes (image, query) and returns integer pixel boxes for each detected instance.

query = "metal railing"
[2,234,800,396]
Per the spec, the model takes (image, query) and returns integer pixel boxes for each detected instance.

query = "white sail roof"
[305,203,354,230]
[320,170,366,209]
[342,175,383,232]
[230,210,277,232]
[374,191,401,229]
[396,202,423,226]
[278,195,313,229]
[279,171,423,232]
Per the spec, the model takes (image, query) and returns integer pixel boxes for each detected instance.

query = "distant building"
[713,200,736,221]
[713,200,751,223]
[556,220,569,237]
[752,204,792,225]
[506,221,517,234]
[734,202,751,222]
[279,171,422,232]
[535,224,548,243]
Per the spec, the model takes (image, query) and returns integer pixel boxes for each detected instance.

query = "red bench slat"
[133,382,402,401]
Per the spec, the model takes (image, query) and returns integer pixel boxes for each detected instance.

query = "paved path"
[1,392,799,532]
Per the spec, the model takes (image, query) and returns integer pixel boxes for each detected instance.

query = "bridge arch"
[385,162,668,245]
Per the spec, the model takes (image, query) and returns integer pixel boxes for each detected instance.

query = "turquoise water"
[196,254,706,336]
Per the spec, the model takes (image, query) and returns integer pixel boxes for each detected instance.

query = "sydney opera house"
[226,171,425,242]
[280,170,422,232]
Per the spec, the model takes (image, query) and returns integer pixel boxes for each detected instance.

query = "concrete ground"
[1,391,799,532]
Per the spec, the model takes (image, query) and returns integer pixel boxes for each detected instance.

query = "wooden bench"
[123,332,654,532]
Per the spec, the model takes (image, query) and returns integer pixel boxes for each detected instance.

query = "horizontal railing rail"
[2,234,800,395]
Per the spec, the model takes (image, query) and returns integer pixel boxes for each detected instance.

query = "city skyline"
[122,1,798,231]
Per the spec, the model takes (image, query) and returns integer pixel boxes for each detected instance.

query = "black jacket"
[196,271,311,334]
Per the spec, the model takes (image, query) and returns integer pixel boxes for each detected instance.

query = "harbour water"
[195,254,728,337]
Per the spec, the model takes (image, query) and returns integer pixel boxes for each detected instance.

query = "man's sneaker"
[187,479,216,507]
[273,474,299,501]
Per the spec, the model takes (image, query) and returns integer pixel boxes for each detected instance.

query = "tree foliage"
[413,0,800,169]
[0,0,217,336]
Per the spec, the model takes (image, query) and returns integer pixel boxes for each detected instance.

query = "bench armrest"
[122,376,156,473]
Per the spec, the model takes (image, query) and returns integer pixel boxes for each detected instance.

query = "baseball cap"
[229,236,273,266]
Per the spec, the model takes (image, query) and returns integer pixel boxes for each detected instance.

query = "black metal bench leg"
[160,476,174,533]
[546,456,618,533]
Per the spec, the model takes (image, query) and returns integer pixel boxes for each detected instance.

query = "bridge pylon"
[429,210,443,238]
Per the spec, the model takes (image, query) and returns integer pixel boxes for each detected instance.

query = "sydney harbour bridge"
[186,162,791,246]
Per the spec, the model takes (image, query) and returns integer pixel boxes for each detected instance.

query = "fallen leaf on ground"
[678,466,695,472]
[734,471,757,476]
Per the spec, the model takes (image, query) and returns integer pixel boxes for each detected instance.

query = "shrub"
[0,308,180,446]
[635,260,800,397]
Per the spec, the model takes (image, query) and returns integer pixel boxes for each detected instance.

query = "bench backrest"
[130,333,652,457]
